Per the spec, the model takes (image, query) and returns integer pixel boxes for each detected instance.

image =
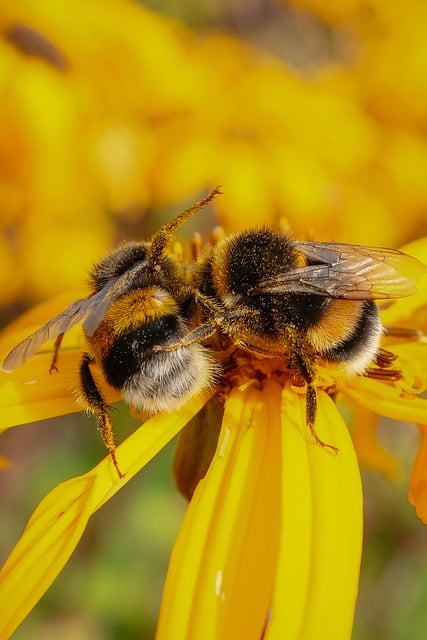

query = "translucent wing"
[82,260,149,336]
[2,296,94,371]
[252,242,427,300]
[2,260,150,371]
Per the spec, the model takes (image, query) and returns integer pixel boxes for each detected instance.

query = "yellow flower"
[0,324,362,638]
[0,235,425,638]
[157,382,362,640]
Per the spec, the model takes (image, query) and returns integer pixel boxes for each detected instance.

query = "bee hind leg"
[79,353,124,478]
[305,383,338,455]
[295,349,338,455]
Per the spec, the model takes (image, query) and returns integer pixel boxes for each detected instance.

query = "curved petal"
[157,380,282,640]
[380,342,427,391]
[0,392,212,638]
[265,388,363,640]
[158,383,363,640]
[343,377,427,424]
[0,475,99,639]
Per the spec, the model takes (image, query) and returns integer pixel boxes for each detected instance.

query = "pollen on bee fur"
[3,186,423,478]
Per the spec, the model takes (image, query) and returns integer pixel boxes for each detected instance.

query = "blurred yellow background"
[1,0,427,313]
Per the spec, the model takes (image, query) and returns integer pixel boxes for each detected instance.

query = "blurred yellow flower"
[1,0,427,313]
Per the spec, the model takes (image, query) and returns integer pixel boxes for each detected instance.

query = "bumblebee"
[159,226,426,451]
[2,190,221,477]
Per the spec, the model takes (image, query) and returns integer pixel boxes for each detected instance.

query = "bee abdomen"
[319,300,383,375]
[102,314,185,389]
[101,314,216,414]
[121,344,215,414]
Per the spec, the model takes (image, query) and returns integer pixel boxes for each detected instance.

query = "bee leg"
[234,340,283,358]
[154,320,219,352]
[195,292,224,314]
[296,352,338,455]
[49,333,64,373]
[305,384,337,454]
[79,353,124,478]
[158,304,254,352]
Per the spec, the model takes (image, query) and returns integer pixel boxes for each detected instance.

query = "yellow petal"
[266,387,363,640]
[380,342,427,391]
[0,296,113,427]
[0,392,212,638]
[0,352,85,425]
[158,383,363,640]
[0,475,99,639]
[343,377,427,424]
[0,352,120,427]
[157,380,282,640]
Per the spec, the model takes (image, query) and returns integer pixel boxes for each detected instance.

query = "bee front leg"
[79,353,124,478]
[154,320,219,352]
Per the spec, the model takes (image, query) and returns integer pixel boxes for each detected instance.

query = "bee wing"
[2,296,94,371]
[2,260,150,370]
[253,242,426,300]
[81,260,149,336]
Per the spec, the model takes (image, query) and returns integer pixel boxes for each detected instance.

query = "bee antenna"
[148,186,222,264]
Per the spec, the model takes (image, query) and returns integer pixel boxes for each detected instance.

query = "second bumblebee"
[161,219,425,450]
